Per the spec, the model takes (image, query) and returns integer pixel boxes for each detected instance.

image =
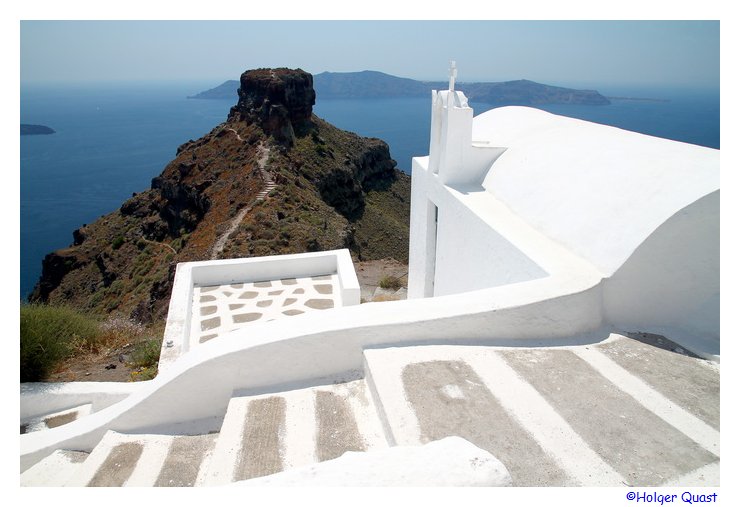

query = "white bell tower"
[428,60,474,184]
[428,62,505,186]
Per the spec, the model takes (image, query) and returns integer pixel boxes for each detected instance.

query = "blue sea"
[20,83,720,299]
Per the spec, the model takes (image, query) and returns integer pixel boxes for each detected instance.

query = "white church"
[20,65,720,487]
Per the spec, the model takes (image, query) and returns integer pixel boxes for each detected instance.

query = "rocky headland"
[31,68,411,323]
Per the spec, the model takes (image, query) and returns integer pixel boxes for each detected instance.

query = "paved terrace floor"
[190,274,340,347]
[367,332,720,486]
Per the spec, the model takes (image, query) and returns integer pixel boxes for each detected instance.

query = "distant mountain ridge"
[189,70,610,106]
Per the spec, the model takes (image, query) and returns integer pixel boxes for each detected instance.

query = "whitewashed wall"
[412,103,719,354]
[433,182,548,296]
[408,157,548,298]
[407,157,435,298]
[604,191,720,356]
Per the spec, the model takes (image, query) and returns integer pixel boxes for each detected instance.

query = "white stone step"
[65,430,217,487]
[21,403,92,434]
[235,436,511,487]
[21,449,89,486]
[363,336,720,487]
[198,378,387,485]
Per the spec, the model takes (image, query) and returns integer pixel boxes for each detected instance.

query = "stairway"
[21,333,720,487]
[200,379,386,485]
[22,379,388,487]
[209,139,275,260]
[254,179,277,202]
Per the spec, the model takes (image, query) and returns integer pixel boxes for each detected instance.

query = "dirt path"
[47,345,136,382]
[210,134,275,260]
[354,258,409,302]
[140,238,177,256]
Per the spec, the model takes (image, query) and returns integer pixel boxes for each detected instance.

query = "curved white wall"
[22,272,604,471]
[478,107,719,276]
[604,191,720,358]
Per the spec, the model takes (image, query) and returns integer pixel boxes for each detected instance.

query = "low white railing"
[159,249,360,369]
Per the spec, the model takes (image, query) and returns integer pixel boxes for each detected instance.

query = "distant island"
[189,70,611,106]
[21,124,55,136]
[606,96,670,103]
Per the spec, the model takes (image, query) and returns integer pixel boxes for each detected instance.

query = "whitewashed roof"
[474,106,719,274]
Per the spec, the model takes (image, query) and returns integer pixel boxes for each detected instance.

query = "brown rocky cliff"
[229,68,316,146]
[31,68,410,323]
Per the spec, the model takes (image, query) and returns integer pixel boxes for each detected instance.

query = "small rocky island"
[21,124,55,136]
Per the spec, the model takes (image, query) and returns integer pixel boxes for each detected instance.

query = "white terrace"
[20,65,720,487]
[159,249,360,366]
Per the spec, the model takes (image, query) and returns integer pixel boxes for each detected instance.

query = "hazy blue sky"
[20,20,719,91]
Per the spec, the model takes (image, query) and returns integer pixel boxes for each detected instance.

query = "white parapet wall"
[20,382,143,421]
[21,268,606,471]
[159,249,360,370]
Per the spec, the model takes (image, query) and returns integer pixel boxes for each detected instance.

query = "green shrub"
[379,275,403,291]
[259,229,276,241]
[20,304,100,382]
[171,237,183,252]
[128,337,161,370]
[109,280,123,295]
[112,236,125,250]
[240,223,256,236]
[88,290,104,307]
